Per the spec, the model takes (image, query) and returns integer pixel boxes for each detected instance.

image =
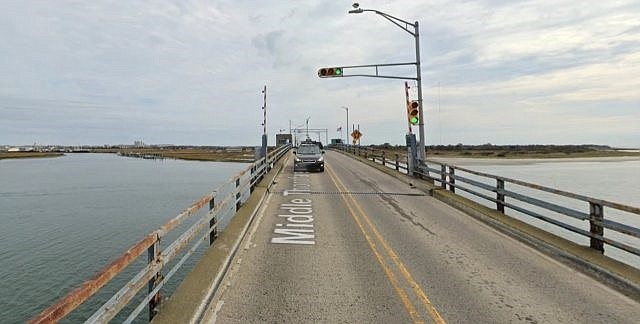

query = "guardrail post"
[235,178,241,210]
[147,239,161,321]
[449,167,456,193]
[406,156,411,175]
[209,197,217,245]
[589,202,604,253]
[395,154,400,171]
[382,151,386,166]
[440,165,447,189]
[250,166,255,193]
[496,179,505,213]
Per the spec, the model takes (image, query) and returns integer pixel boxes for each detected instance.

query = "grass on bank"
[93,148,257,162]
[0,152,64,160]
[363,144,640,160]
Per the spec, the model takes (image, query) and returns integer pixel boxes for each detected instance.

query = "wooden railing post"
[589,202,604,253]
[382,151,386,166]
[147,239,161,321]
[440,165,447,189]
[496,179,505,213]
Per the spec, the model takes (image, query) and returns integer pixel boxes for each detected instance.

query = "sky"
[1,0,639,147]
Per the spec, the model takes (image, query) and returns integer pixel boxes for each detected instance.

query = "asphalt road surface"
[202,151,638,323]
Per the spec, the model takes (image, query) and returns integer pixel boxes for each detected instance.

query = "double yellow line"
[326,165,445,324]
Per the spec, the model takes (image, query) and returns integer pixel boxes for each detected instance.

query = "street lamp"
[341,106,349,144]
[348,3,426,162]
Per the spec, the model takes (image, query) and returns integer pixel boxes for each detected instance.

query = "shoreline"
[0,152,65,160]
[0,151,254,163]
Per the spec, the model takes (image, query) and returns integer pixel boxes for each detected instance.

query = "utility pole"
[341,106,349,145]
[260,85,267,159]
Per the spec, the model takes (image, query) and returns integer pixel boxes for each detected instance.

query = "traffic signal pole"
[405,82,412,133]
[319,5,428,163]
[414,21,426,162]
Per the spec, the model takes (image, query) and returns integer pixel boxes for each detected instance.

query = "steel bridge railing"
[30,144,291,324]
[332,144,640,266]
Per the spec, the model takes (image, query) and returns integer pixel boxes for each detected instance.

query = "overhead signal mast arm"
[317,62,417,81]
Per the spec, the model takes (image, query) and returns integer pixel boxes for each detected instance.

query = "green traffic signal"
[410,116,419,125]
[318,67,343,78]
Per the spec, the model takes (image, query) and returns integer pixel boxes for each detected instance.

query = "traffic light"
[407,101,419,125]
[317,67,343,78]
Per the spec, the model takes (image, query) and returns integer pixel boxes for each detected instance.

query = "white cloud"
[0,0,638,147]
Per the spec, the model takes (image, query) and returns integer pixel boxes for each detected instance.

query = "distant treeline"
[370,143,613,152]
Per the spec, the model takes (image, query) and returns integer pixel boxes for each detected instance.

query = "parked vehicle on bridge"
[294,141,325,172]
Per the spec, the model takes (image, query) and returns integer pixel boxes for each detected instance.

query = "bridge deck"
[162,151,639,323]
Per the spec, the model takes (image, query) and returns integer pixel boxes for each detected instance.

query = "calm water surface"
[0,154,247,322]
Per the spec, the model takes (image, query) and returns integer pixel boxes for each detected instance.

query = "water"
[434,157,640,268]
[0,154,248,322]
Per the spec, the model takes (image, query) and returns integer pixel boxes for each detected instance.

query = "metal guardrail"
[333,144,411,173]
[332,144,640,261]
[30,144,291,323]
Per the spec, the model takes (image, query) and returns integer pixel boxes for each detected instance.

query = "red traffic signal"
[318,67,343,78]
[407,101,419,125]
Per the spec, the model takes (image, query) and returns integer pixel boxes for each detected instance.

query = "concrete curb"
[331,148,640,301]
[152,154,290,323]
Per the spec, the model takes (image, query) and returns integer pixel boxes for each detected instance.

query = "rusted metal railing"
[332,144,640,262]
[30,144,291,324]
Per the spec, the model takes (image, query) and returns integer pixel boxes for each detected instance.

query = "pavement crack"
[377,191,437,236]
[357,177,436,235]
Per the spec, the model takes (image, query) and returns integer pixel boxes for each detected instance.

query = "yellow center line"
[327,164,446,324]
[325,166,424,324]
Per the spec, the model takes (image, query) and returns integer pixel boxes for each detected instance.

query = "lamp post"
[341,106,349,144]
[348,3,426,162]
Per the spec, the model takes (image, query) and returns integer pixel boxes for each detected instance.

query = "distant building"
[134,140,145,148]
[7,147,34,152]
[276,134,293,146]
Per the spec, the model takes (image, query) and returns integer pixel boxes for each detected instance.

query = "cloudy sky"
[1,0,639,147]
